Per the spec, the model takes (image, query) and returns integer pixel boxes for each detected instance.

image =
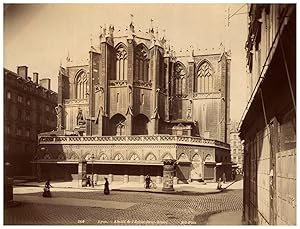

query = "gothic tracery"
[174,62,187,96]
[116,44,128,80]
[195,61,214,93]
[135,45,149,81]
[75,70,88,99]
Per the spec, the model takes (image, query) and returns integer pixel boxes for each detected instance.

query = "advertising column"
[162,159,176,191]
[78,159,87,187]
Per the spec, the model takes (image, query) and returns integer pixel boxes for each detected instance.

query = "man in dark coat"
[145,175,151,189]
[104,178,110,195]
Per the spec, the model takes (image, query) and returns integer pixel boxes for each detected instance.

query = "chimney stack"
[39,78,51,90]
[33,72,39,84]
[17,66,28,80]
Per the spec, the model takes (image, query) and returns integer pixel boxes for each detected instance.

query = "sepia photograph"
[3,2,296,226]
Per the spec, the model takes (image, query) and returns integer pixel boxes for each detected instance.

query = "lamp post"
[91,153,95,188]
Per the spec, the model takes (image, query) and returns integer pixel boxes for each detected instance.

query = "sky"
[3,3,248,121]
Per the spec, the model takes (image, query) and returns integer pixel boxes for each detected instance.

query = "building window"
[25,129,30,138]
[173,62,187,96]
[26,99,31,106]
[141,94,144,105]
[134,44,148,82]
[116,93,119,103]
[233,149,236,154]
[17,109,22,120]
[17,95,23,103]
[17,127,22,136]
[195,61,214,93]
[7,91,11,100]
[25,112,30,121]
[116,44,128,81]
[75,70,88,99]
[46,105,49,112]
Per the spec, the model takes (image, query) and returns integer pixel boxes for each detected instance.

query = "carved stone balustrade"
[38,134,230,149]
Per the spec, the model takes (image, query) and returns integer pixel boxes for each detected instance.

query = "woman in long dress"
[104,178,110,195]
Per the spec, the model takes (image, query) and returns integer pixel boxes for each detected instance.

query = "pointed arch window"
[129,153,140,161]
[114,153,124,160]
[135,45,149,81]
[146,153,156,161]
[163,153,173,160]
[192,154,201,161]
[116,45,128,80]
[174,62,187,96]
[178,153,189,161]
[204,154,214,162]
[99,154,108,160]
[116,121,125,136]
[75,70,88,99]
[195,61,214,93]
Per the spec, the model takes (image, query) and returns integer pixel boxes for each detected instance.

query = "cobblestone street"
[5,188,243,225]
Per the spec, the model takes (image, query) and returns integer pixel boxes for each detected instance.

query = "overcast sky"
[4,3,248,121]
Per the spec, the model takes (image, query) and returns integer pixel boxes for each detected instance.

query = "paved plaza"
[5,180,243,225]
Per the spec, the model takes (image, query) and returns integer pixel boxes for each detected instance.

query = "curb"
[108,188,221,195]
[14,184,222,195]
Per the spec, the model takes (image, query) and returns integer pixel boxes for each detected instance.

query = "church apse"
[36,20,231,184]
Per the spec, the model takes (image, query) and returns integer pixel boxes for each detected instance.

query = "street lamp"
[91,153,95,188]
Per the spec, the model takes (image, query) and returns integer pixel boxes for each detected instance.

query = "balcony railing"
[38,134,230,149]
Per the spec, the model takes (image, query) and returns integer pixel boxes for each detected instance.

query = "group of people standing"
[43,177,110,197]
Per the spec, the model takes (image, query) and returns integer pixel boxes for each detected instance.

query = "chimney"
[33,72,39,84]
[17,66,28,80]
[39,78,51,90]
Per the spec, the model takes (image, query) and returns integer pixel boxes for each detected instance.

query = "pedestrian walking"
[231,169,236,180]
[222,172,226,184]
[145,175,151,189]
[86,176,92,187]
[217,178,223,190]
[104,178,110,195]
